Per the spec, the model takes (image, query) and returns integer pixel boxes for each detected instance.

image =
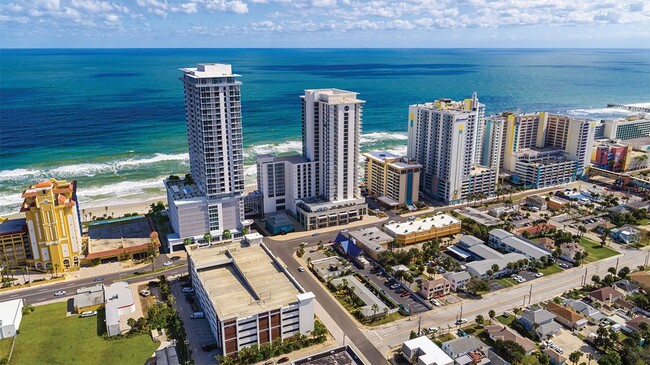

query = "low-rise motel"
[187,235,315,356]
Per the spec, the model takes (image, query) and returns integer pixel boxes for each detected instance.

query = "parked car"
[278,357,290,363]
[502,312,510,318]
[297,266,305,272]
[140,290,151,297]
[190,312,205,319]
[80,311,97,318]
[182,287,195,294]
[400,292,410,297]
[390,283,401,289]
[455,318,468,325]
[54,290,66,296]
[535,273,544,278]
[163,261,173,266]
[431,299,441,307]
[94,277,104,282]
[311,233,320,237]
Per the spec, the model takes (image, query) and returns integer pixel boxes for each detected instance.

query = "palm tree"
[383,307,389,318]
[371,304,379,318]
[203,232,212,244]
[569,351,581,365]
[488,310,496,323]
[587,353,595,365]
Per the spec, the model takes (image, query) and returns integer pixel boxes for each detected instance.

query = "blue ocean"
[1,48,649,214]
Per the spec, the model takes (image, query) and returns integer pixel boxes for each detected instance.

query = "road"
[0,265,188,305]
[367,245,650,354]
[265,236,389,365]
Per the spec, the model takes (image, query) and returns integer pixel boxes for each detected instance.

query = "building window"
[73,256,80,266]
[63,259,70,269]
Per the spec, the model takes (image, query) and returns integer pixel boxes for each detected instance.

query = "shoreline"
[2,184,259,223]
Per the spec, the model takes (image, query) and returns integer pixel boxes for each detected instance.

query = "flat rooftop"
[348,227,392,249]
[87,216,153,259]
[180,63,240,78]
[189,243,301,320]
[384,214,460,235]
[0,298,23,326]
[455,207,502,226]
[257,154,309,164]
[292,346,365,365]
[165,179,204,201]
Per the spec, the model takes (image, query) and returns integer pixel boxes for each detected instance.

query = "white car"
[140,290,151,297]
[80,311,97,318]
[54,290,66,296]
[163,261,173,266]
[298,266,305,272]
[535,273,544,278]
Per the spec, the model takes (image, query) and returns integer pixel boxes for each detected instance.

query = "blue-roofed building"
[333,232,370,269]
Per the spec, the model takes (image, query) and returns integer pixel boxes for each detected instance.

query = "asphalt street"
[0,265,188,305]
[265,237,390,365]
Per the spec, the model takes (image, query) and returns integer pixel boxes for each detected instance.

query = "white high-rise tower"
[165,64,246,247]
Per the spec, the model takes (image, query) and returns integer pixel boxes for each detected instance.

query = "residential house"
[613,279,640,295]
[628,270,650,290]
[626,316,650,333]
[564,299,606,323]
[559,242,585,264]
[443,271,472,292]
[517,307,561,338]
[537,237,555,250]
[546,302,588,330]
[589,287,623,306]
[419,275,452,300]
[542,348,567,365]
[441,336,488,360]
[612,226,640,244]
[595,221,616,234]
[402,336,454,365]
[484,325,536,354]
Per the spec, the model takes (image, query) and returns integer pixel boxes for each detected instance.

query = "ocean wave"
[360,131,408,144]
[566,107,636,118]
[245,140,303,158]
[1,153,190,182]
[75,178,165,201]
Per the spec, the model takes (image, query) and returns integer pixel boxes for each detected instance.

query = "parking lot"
[171,281,218,365]
[357,265,430,314]
[551,329,600,363]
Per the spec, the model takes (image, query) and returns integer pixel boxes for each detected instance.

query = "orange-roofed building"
[21,178,82,273]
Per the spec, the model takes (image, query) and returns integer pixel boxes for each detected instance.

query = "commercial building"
[345,227,392,260]
[257,89,368,230]
[525,195,548,210]
[292,345,366,365]
[383,214,461,246]
[442,271,471,292]
[591,142,628,172]
[0,218,30,267]
[21,179,82,273]
[407,94,499,204]
[452,235,527,279]
[74,283,105,313]
[402,336,453,365]
[419,275,452,299]
[85,217,159,263]
[502,112,596,187]
[105,281,136,337]
[187,239,315,356]
[363,151,421,208]
[166,64,250,248]
[487,229,552,262]
[0,298,24,339]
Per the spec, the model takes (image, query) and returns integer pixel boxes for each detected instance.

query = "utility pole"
[645,251,649,267]
[615,257,620,273]
[523,295,527,307]
[417,315,422,335]
[529,284,533,305]
[459,305,463,323]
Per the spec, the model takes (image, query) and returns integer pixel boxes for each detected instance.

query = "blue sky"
[1,0,649,48]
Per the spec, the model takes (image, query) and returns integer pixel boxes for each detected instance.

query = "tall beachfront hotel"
[166,64,249,248]
[407,93,500,205]
[20,179,82,273]
[257,89,368,230]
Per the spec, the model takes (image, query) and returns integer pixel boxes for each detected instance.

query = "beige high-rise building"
[363,151,421,208]
[21,179,82,273]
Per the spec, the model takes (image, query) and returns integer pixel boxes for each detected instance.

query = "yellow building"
[21,179,82,273]
[0,217,31,267]
[363,151,421,208]
[383,214,461,246]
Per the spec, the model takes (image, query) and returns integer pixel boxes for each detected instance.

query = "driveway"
[171,281,217,365]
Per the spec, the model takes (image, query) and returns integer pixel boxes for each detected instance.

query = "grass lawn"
[538,264,563,276]
[10,302,158,365]
[496,314,515,326]
[579,238,619,261]
[365,312,403,327]
[0,337,13,359]
[522,355,542,365]
[495,278,516,288]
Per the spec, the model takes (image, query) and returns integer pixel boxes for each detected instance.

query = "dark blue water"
[1,48,649,214]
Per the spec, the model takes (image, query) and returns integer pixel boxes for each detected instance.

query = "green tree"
[598,352,622,365]
[371,304,379,318]
[183,237,192,246]
[465,278,490,295]
[488,310,496,323]
[475,314,484,327]
[494,339,526,364]
[538,352,551,365]
[569,351,582,365]
[222,229,231,239]
[203,232,212,244]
